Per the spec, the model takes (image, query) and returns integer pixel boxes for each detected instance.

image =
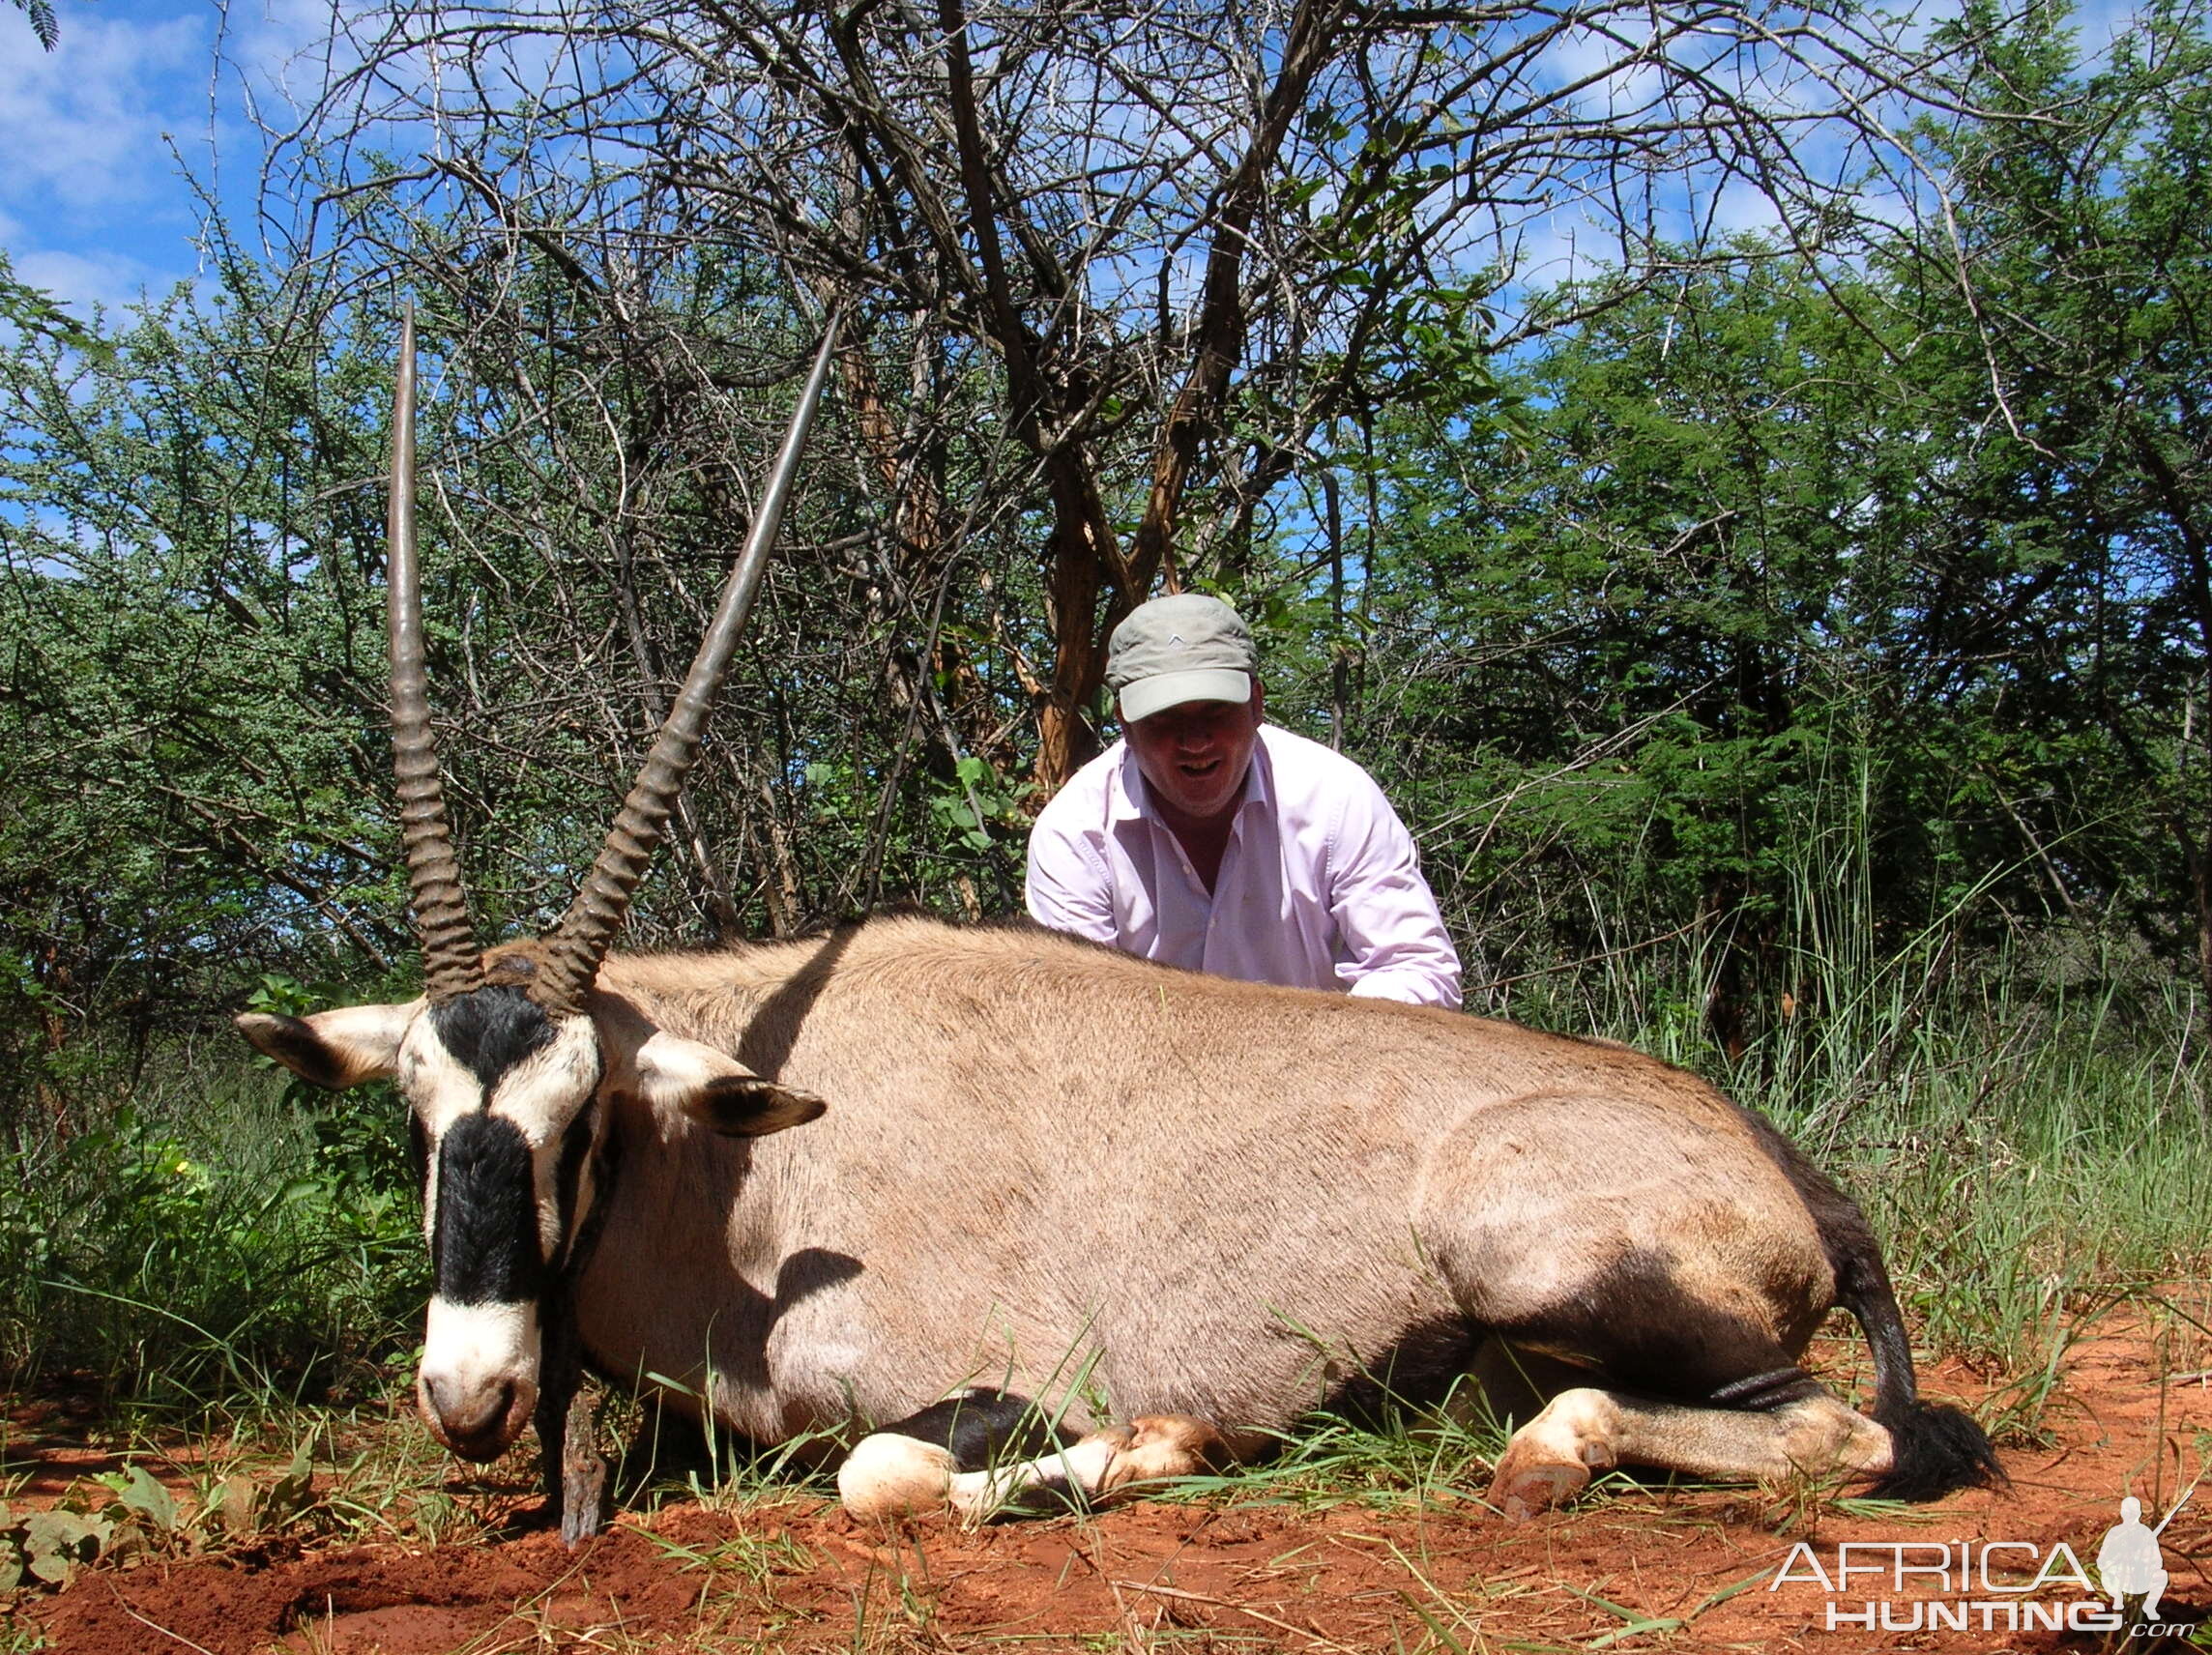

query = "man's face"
[1125,682,1263,825]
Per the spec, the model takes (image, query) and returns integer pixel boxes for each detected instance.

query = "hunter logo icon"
[2097,1494,2183,1617]
[1765,1477,2199,1635]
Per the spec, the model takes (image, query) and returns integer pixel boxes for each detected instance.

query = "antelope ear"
[632,1030,828,1138]
[235,1002,418,1089]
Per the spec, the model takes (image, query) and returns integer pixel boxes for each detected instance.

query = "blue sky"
[2,0,2150,331]
[0,0,322,319]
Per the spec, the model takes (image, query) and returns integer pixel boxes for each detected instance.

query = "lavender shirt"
[1025,724,1463,1007]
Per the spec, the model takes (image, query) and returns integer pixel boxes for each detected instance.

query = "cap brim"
[1119,669,1252,724]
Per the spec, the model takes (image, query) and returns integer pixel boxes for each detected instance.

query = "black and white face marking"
[234,977,825,1463]
[406,986,605,1461]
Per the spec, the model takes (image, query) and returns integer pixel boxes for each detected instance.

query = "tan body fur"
[571,917,1835,1462]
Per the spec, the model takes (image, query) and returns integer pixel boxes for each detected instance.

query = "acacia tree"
[264,0,1973,816]
[1322,247,2112,1043]
[13,0,2201,1096]
[1880,0,2212,1021]
[0,261,411,1128]
[1245,0,2212,1051]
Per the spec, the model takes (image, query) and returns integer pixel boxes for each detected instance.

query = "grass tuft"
[0,1043,423,1422]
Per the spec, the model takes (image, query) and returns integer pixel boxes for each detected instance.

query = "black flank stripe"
[552,1108,594,1271]
[877,1391,1070,1471]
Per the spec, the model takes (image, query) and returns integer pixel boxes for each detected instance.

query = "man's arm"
[1024,809,1121,946]
[1324,773,1462,1008]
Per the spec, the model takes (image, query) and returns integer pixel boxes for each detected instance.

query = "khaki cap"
[1107,594,1257,723]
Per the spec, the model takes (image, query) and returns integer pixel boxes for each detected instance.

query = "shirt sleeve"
[1024,807,1121,946]
[1324,773,1463,1008]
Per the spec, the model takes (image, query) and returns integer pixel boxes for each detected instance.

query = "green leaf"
[21,1510,105,1583]
[204,1473,261,1535]
[262,1440,316,1527]
[113,1464,178,1532]
[0,260,105,357]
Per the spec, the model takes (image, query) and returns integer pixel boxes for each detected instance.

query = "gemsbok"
[237,312,2001,1543]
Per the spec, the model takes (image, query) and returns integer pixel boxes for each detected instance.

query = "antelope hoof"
[839,1434,954,1522]
[1095,1414,1227,1496]
[1487,1453,1590,1522]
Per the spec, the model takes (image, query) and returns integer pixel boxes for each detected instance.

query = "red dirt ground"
[12,1309,2210,1655]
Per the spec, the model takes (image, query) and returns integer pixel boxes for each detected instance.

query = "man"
[1026,593,1462,1007]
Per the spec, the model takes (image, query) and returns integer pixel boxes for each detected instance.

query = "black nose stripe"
[433,1114,545,1306]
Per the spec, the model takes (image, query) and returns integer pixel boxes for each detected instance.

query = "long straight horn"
[388,305,482,1003]
[537,307,846,1013]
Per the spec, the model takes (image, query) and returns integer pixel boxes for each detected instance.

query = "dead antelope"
[238,314,2000,1543]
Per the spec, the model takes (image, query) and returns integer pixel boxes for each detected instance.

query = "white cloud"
[13,246,175,316]
[0,3,230,315]
[0,1,338,308]
[0,9,209,220]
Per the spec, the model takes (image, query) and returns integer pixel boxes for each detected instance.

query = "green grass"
[0,1038,423,1422]
[1150,1385,1506,1515]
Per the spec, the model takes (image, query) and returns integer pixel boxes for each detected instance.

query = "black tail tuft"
[1864,1398,2006,1502]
